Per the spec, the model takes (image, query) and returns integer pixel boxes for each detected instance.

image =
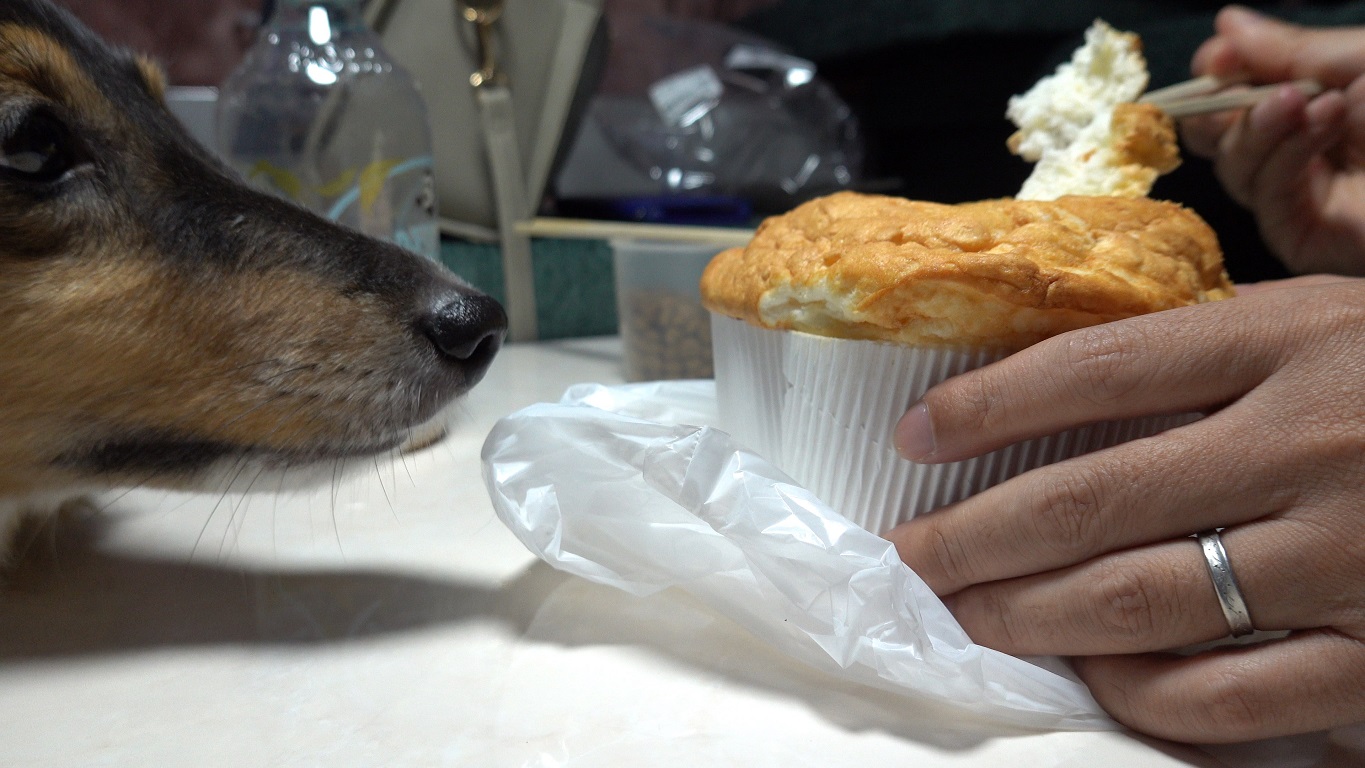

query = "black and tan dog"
[0,0,507,557]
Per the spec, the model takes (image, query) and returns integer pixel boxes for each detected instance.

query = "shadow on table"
[499,567,1365,768]
[0,513,1290,765]
[0,512,507,655]
[495,562,1229,764]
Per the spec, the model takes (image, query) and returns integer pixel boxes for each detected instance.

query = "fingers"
[1183,83,1359,274]
[1234,274,1358,296]
[1076,630,1365,743]
[1210,84,1306,207]
[931,517,1343,656]
[893,297,1287,465]
[1212,86,1346,210]
[887,408,1299,597]
[1190,33,1241,82]
[1207,6,1365,89]
[940,538,1234,655]
[1183,7,1358,160]
[1181,35,1243,158]
[1180,110,1241,160]
[881,270,1365,743]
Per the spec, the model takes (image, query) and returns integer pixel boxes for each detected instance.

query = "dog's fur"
[0,0,506,558]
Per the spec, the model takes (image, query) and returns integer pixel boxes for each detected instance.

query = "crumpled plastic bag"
[481,380,1114,731]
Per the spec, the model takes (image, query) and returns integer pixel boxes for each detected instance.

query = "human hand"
[884,278,1365,743]
[1181,6,1365,275]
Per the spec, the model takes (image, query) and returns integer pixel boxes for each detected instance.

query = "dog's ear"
[134,54,166,102]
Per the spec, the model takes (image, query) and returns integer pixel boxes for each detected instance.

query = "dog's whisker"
[372,456,396,519]
[194,453,255,563]
[206,452,266,554]
[388,447,400,508]
[189,468,237,562]
[94,472,161,514]
[330,457,347,558]
[271,473,283,558]
[218,462,268,562]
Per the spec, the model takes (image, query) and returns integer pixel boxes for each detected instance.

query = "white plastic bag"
[481,380,1114,731]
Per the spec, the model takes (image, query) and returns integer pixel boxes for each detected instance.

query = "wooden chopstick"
[514,217,755,246]
[1140,74,1238,105]
[1140,76,1323,118]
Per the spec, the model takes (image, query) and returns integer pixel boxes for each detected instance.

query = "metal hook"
[457,0,506,88]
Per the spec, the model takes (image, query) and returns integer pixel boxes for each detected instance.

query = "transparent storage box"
[612,239,725,381]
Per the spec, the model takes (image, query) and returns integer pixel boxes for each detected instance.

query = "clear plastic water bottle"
[217,0,439,260]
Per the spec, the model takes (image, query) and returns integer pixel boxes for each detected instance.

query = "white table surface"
[2,336,1361,768]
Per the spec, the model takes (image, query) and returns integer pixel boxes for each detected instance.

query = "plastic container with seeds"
[611,239,724,381]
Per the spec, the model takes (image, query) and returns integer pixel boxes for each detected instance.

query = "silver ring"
[1197,529,1255,638]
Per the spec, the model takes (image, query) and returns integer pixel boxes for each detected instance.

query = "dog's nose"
[421,293,507,384]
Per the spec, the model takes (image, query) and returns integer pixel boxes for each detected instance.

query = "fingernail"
[895,402,936,460]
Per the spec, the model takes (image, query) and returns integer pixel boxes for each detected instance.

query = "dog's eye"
[0,112,76,182]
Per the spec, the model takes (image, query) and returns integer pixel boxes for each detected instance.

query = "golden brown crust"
[700,191,1232,351]
[1110,102,1180,176]
[1091,102,1180,199]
